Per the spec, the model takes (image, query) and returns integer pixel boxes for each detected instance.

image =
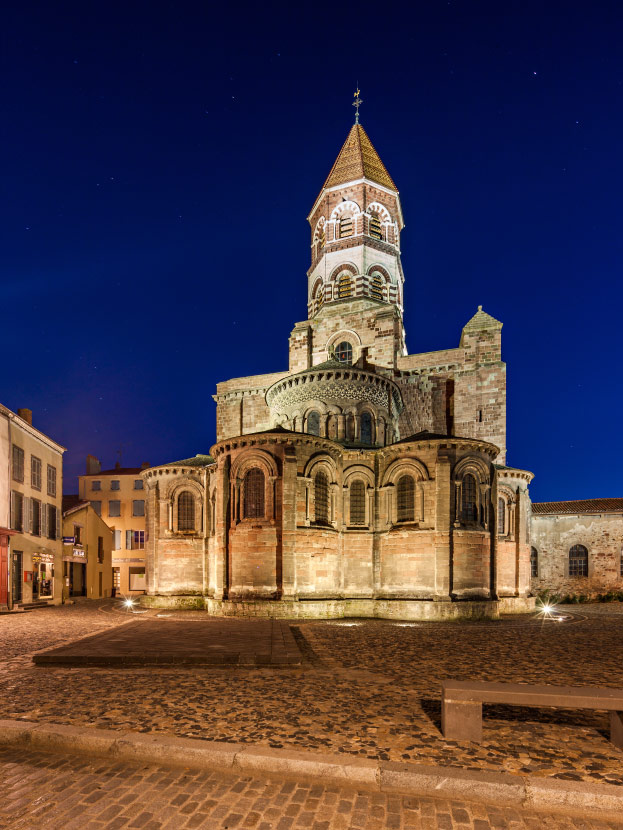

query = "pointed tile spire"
[463,305,502,332]
[321,124,397,191]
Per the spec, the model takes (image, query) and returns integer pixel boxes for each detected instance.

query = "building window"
[31,456,42,490]
[369,213,382,240]
[47,465,57,497]
[569,544,588,578]
[397,475,415,522]
[97,536,104,564]
[132,500,145,517]
[31,498,41,536]
[530,547,538,578]
[91,500,102,517]
[11,491,24,532]
[349,480,366,526]
[307,411,320,436]
[314,472,329,525]
[133,531,145,550]
[113,529,121,550]
[12,446,24,482]
[108,500,121,517]
[92,480,101,491]
[111,480,120,491]
[74,524,83,545]
[498,498,505,535]
[461,474,478,523]
[113,568,121,592]
[178,491,196,530]
[360,412,373,445]
[47,504,57,540]
[134,479,143,490]
[243,469,265,519]
[339,215,353,238]
[369,273,384,301]
[337,273,353,298]
[335,341,352,363]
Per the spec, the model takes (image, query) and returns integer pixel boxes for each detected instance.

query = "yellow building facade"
[0,404,65,607]
[78,455,149,596]
[62,499,113,600]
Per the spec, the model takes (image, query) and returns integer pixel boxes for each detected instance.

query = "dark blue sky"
[2,0,621,501]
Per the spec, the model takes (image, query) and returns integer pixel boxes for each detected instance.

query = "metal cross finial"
[352,87,363,124]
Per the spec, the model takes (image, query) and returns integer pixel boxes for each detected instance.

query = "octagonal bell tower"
[289,104,407,374]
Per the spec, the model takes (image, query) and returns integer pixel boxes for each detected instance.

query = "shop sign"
[62,536,75,545]
[72,548,86,558]
[32,552,55,564]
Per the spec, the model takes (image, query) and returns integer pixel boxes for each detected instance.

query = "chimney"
[115,461,121,470]
[17,408,32,426]
[140,462,150,470]
[86,454,101,475]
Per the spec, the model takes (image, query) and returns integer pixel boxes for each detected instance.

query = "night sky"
[3,1,622,501]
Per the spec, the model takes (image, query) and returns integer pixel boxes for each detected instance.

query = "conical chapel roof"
[463,305,502,331]
[321,124,397,192]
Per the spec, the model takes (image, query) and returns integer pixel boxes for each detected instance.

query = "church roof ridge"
[463,305,503,331]
[321,123,397,192]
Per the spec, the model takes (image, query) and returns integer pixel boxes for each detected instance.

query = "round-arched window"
[243,468,265,519]
[360,411,373,444]
[569,544,588,577]
[461,474,478,523]
[335,341,353,363]
[307,410,320,436]
[397,475,415,522]
[178,491,195,532]
[530,547,539,578]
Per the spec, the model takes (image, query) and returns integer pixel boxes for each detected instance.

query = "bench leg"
[610,711,623,750]
[442,699,482,741]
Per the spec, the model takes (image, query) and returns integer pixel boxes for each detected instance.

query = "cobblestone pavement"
[1,602,623,788]
[1,747,621,830]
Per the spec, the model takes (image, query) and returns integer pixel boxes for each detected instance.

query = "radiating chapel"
[142,110,535,619]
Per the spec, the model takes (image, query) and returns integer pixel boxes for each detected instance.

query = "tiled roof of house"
[321,124,397,191]
[532,498,623,515]
[62,495,88,514]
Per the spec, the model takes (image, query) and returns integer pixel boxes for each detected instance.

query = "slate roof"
[532,498,623,515]
[321,124,397,191]
[62,495,88,514]
[164,454,214,467]
[462,306,502,331]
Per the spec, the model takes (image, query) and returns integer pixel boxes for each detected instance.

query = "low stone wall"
[140,594,535,620]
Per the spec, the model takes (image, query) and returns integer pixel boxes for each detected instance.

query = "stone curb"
[1,719,621,818]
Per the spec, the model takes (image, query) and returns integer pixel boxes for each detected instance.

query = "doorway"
[11,552,22,604]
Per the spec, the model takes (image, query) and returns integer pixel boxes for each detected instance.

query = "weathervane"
[352,87,362,124]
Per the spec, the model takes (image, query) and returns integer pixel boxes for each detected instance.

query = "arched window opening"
[307,411,320,436]
[498,498,505,535]
[335,341,352,363]
[313,282,324,313]
[315,226,325,252]
[337,273,353,298]
[314,472,329,525]
[369,213,382,240]
[370,273,384,301]
[569,544,588,578]
[530,547,539,578]
[461,474,478,523]
[360,412,373,444]
[243,468,265,519]
[350,480,366,526]
[178,491,195,532]
[339,215,353,238]
[346,414,355,442]
[397,475,415,522]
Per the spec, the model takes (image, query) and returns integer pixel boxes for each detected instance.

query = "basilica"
[141,116,535,619]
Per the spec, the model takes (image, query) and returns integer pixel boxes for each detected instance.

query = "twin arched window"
[530,547,539,578]
[569,544,588,577]
[243,468,265,519]
[461,474,478,523]
[337,273,352,298]
[314,471,329,525]
[178,491,195,531]
[349,480,366,525]
[397,475,415,522]
[369,273,384,301]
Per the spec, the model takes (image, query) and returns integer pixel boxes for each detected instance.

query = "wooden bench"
[441,680,623,749]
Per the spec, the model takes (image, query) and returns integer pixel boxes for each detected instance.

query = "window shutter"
[126,530,132,550]
[56,507,61,540]
[10,491,14,530]
[23,497,30,533]
[29,498,34,533]
[41,503,47,536]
